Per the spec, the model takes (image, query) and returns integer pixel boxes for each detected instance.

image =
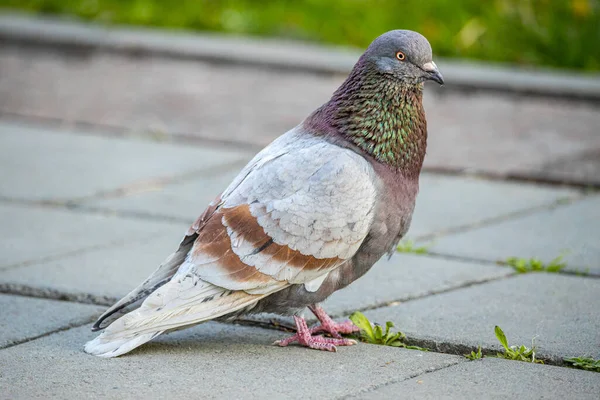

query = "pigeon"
[85,29,444,357]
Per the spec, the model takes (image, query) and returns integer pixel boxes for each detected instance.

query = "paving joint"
[423,166,600,190]
[0,194,194,229]
[0,158,587,243]
[73,158,249,204]
[345,274,515,314]
[0,276,581,368]
[0,316,96,351]
[0,228,163,272]
[425,251,599,278]
[0,282,119,306]
[0,263,512,312]
[3,113,599,189]
[414,193,588,244]
[338,360,466,399]
[234,275,517,336]
[0,111,263,153]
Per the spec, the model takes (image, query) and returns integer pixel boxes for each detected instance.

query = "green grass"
[396,240,429,255]
[349,311,428,351]
[1,0,599,71]
[505,254,567,274]
[564,356,600,372]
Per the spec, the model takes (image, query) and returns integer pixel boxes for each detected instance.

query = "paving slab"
[86,168,242,220]
[0,222,188,303]
[410,174,577,238]
[2,45,600,185]
[87,170,577,238]
[364,274,600,363]
[354,358,600,400]
[0,322,464,399]
[0,293,102,349]
[429,195,600,275]
[0,202,186,269]
[0,120,247,201]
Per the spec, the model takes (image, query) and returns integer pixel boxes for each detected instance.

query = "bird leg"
[308,304,360,338]
[274,316,357,352]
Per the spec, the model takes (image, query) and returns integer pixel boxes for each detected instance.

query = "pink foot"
[309,304,360,339]
[274,316,357,352]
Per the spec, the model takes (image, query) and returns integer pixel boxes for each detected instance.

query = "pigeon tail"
[84,330,164,358]
[84,279,272,358]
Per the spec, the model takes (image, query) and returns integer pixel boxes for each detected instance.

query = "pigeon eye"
[396,51,406,61]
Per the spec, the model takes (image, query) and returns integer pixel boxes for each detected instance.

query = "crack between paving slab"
[0,159,248,227]
[0,315,96,351]
[1,280,573,368]
[423,166,600,190]
[336,359,466,399]
[0,157,247,207]
[233,273,516,333]
[0,176,590,267]
[72,159,250,203]
[0,230,165,272]
[424,251,600,278]
[1,270,513,342]
[0,111,263,153]
[0,283,120,306]
[3,112,600,190]
[413,193,587,244]
[0,193,194,228]
[0,267,513,318]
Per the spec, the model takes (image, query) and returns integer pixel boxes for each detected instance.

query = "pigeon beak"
[422,61,444,85]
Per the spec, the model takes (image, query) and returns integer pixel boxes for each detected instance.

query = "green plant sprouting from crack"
[505,253,567,274]
[464,326,543,364]
[465,346,483,360]
[396,240,429,254]
[494,326,543,364]
[564,357,600,373]
[349,311,428,351]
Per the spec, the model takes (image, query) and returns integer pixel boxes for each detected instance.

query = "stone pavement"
[1,118,598,399]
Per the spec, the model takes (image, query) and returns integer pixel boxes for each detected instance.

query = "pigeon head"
[306,30,440,172]
[363,30,444,85]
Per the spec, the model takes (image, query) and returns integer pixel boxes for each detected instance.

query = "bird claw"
[273,316,358,352]
[274,334,357,352]
[310,320,360,338]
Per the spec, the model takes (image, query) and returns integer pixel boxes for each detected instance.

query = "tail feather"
[91,235,196,331]
[84,331,164,358]
[84,278,277,358]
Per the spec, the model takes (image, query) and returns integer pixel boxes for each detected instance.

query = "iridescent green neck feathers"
[324,65,428,174]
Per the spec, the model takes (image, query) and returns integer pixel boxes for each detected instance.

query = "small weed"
[564,357,600,373]
[494,326,543,364]
[505,253,567,274]
[574,268,590,277]
[349,311,428,351]
[465,346,483,360]
[396,240,429,255]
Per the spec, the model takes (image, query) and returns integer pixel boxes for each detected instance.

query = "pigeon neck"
[318,61,428,176]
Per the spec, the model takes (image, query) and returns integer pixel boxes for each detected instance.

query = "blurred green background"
[1,0,599,71]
